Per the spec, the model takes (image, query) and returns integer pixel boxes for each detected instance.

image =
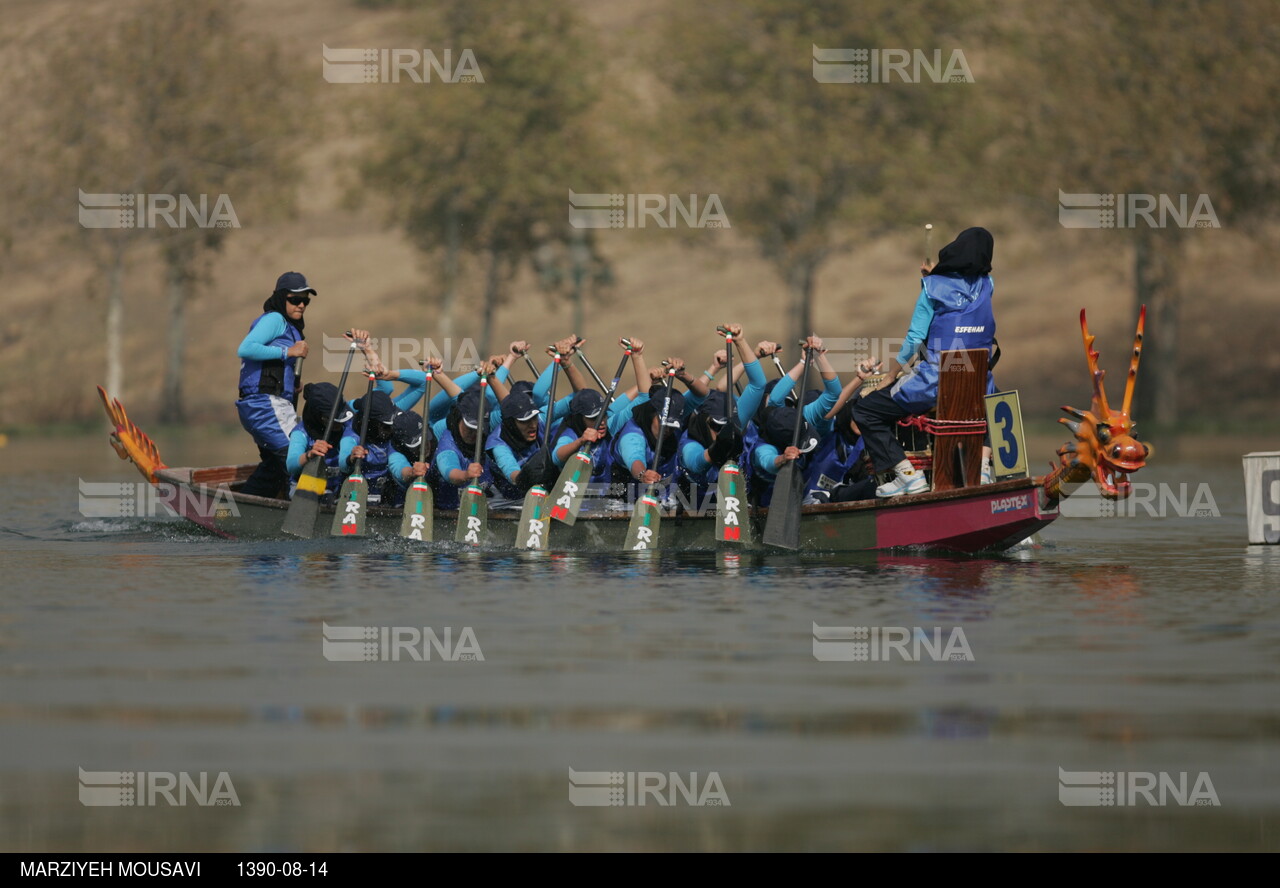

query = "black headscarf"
[262,290,305,334]
[928,227,993,279]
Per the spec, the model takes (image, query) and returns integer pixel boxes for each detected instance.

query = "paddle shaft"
[351,372,377,475]
[542,353,560,452]
[724,333,735,426]
[576,347,608,393]
[472,374,488,467]
[308,343,357,469]
[521,353,539,378]
[583,349,632,454]
[417,374,434,465]
[639,368,678,497]
[788,347,814,450]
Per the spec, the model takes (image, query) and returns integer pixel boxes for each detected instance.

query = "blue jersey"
[237,312,302,401]
[434,429,493,511]
[892,274,995,413]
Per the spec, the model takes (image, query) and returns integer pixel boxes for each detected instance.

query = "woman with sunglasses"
[235,271,315,498]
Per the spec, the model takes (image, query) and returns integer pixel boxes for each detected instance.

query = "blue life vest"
[238,312,303,401]
[610,419,678,485]
[742,423,814,509]
[553,422,612,485]
[301,429,346,496]
[340,431,392,491]
[892,275,995,413]
[803,433,866,497]
[486,422,545,500]
[435,429,493,511]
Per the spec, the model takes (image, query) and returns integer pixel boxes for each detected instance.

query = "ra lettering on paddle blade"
[399,481,434,542]
[518,485,549,550]
[625,494,661,550]
[716,462,745,543]
[549,452,594,526]
[330,475,369,538]
[455,485,488,546]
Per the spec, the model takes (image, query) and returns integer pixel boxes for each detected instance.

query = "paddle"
[762,344,814,550]
[455,370,489,546]
[398,370,434,541]
[769,348,799,406]
[519,347,539,379]
[331,370,378,537]
[548,342,632,526]
[624,365,677,551]
[716,327,744,544]
[517,348,561,550]
[575,344,609,393]
[282,335,358,538]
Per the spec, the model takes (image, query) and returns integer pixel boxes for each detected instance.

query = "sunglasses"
[286,294,311,306]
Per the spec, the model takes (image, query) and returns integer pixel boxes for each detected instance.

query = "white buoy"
[1243,451,1280,544]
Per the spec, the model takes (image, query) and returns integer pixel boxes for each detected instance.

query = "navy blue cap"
[392,410,425,449]
[698,391,730,425]
[651,389,685,428]
[765,406,819,453]
[500,391,540,422]
[274,271,316,295]
[457,390,486,430]
[569,389,604,419]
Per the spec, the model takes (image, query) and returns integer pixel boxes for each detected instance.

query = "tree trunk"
[159,260,187,423]
[481,247,501,359]
[438,201,460,346]
[1133,228,1178,429]
[786,260,816,360]
[105,242,125,399]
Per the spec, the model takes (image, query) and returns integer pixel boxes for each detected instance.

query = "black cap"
[765,406,819,453]
[698,391,730,426]
[500,391,540,423]
[392,411,425,450]
[274,271,316,295]
[352,390,396,428]
[457,390,487,430]
[569,389,604,419]
[301,382,353,437]
[650,389,685,428]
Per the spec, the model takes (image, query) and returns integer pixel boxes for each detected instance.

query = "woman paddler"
[853,227,997,496]
[235,271,314,497]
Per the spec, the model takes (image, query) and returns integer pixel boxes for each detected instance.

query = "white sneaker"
[980,463,994,485]
[875,473,928,498]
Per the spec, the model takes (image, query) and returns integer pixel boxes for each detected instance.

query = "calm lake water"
[1,431,1277,851]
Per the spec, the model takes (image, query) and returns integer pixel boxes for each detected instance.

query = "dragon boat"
[95,309,1151,553]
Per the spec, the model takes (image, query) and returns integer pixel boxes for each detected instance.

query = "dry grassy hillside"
[0,0,1274,432]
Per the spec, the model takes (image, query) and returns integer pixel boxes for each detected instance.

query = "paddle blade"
[762,463,805,550]
[517,485,550,550]
[399,481,434,542]
[716,462,745,544]
[455,485,488,546]
[624,492,662,550]
[548,451,594,526]
[330,474,369,538]
[282,461,327,538]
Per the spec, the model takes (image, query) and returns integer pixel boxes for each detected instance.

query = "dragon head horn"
[1080,308,1111,418]
[1121,304,1146,418]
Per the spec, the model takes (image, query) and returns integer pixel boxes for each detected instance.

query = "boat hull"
[156,466,1057,554]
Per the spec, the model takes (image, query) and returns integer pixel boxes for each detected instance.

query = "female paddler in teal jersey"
[235,271,314,498]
